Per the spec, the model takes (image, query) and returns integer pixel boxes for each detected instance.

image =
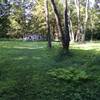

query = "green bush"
[48,68,91,82]
[47,68,100,100]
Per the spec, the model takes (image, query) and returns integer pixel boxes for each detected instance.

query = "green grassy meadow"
[0,40,100,100]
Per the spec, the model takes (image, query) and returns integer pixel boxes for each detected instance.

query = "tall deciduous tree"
[68,0,74,42]
[63,0,70,49]
[82,0,89,42]
[50,0,70,50]
[44,0,52,48]
[74,0,81,42]
[50,0,63,38]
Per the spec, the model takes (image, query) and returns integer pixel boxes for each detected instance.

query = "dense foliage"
[0,0,100,41]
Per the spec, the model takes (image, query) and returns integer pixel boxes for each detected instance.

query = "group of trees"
[0,0,100,50]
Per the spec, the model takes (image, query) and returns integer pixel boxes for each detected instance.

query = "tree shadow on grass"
[0,46,100,68]
[54,48,100,68]
[54,48,74,62]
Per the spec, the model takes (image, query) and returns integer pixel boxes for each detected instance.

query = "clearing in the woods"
[0,40,100,100]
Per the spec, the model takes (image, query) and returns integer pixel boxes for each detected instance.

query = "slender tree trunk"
[45,0,52,48]
[50,0,63,38]
[74,0,81,42]
[90,12,94,41]
[68,0,74,42]
[91,31,94,41]
[82,0,89,42]
[69,18,74,42]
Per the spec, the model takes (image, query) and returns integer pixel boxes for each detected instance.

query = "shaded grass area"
[0,40,100,100]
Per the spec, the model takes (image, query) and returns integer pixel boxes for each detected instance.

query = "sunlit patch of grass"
[70,42,100,52]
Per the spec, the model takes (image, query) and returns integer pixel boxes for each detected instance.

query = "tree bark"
[68,0,74,42]
[44,0,52,48]
[82,0,89,42]
[63,0,70,50]
[50,0,63,38]
[74,0,81,42]
[69,18,74,42]
[90,11,94,41]
[50,0,70,50]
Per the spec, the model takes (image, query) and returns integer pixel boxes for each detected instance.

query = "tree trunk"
[69,18,74,42]
[68,0,74,42]
[82,0,89,42]
[44,0,52,48]
[90,12,94,41]
[50,0,63,38]
[63,0,70,50]
[50,0,70,50]
[74,0,81,42]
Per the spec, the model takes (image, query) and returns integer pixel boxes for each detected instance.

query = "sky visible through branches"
[0,0,98,19]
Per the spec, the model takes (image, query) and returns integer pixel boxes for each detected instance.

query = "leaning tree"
[50,0,70,50]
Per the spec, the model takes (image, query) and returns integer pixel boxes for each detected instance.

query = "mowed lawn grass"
[0,40,100,100]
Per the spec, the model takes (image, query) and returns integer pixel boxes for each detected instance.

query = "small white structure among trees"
[23,34,47,41]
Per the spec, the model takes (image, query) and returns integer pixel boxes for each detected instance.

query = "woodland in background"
[0,0,100,49]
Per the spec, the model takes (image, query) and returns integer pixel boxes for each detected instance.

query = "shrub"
[48,68,91,82]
